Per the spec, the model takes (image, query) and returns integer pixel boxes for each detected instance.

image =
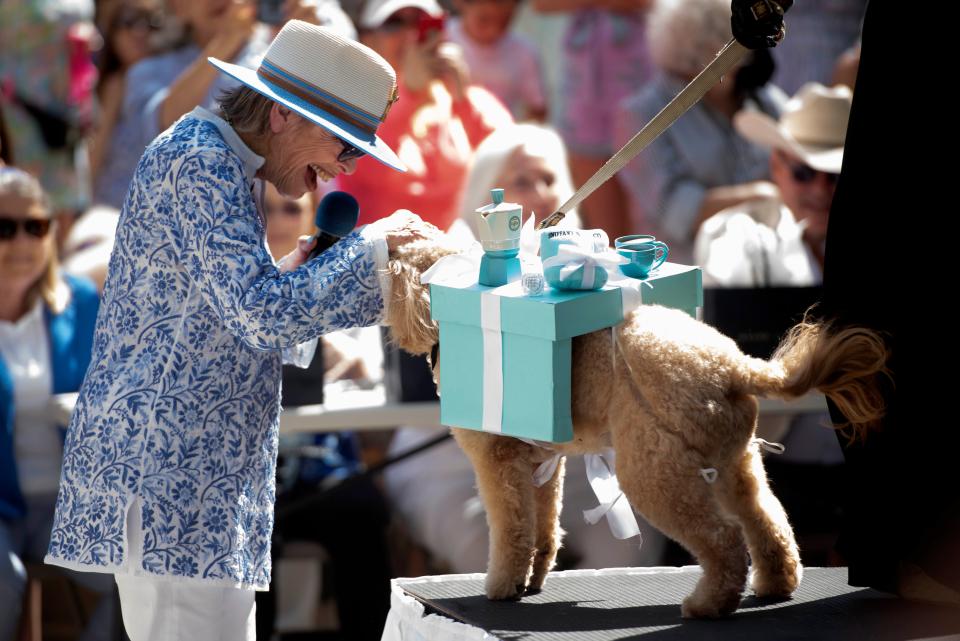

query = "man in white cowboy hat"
[44,20,437,641]
[694,82,853,564]
[694,82,853,286]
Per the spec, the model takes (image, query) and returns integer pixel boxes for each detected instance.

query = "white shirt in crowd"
[0,299,63,496]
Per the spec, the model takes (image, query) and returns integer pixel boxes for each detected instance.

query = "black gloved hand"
[731,0,793,49]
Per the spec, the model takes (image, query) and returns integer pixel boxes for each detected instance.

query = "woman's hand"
[433,41,470,102]
[401,32,470,100]
[401,32,436,94]
[278,211,441,270]
[278,235,318,272]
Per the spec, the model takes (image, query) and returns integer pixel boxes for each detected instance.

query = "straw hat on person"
[735,82,853,174]
[209,20,406,170]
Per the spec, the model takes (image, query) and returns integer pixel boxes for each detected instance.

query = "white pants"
[115,574,256,641]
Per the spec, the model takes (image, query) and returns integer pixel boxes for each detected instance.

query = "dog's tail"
[741,318,891,442]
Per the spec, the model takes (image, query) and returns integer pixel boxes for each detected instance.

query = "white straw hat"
[735,83,852,174]
[209,20,405,171]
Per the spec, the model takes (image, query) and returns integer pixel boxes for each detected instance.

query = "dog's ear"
[384,237,459,356]
[389,238,457,275]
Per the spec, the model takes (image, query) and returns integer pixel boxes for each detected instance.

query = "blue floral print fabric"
[45,107,388,589]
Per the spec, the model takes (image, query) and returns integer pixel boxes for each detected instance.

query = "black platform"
[398,567,960,640]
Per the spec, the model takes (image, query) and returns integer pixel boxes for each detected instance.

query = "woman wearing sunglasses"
[0,167,114,641]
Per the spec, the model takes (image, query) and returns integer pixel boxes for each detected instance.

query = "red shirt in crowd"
[339,81,512,230]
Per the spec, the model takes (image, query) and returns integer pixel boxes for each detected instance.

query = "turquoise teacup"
[615,234,657,250]
[618,244,668,279]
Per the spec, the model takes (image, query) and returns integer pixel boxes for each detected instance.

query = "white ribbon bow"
[526,448,641,542]
[420,244,485,288]
[541,246,628,290]
[582,449,642,540]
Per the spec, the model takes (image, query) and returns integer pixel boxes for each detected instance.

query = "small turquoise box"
[632,262,703,318]
[429,263,702,442]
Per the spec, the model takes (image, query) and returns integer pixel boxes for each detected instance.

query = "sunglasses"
[781,155,840,185]
[0,217,52,240]
[335,137,366,163]
[380,14,420,31]
[115,10,162,31]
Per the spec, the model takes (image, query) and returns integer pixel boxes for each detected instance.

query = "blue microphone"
[307,191,360,260]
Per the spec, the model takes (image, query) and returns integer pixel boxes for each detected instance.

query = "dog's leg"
[527,456,565,594]
[713,442,802,598]
[612,424,749,618]
[453,429,538,600]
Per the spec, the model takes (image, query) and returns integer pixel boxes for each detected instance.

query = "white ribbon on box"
[479,292,503,433]
[607,268,656,313]
[541,246,628,290]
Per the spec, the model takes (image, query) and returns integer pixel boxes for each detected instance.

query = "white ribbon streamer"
[518,213,538,256]
[532,454,562,487]
[582,449,641,540]
[754,438,786,455]
[515,438,562,488]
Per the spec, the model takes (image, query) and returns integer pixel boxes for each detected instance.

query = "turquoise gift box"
[429,263,702,442]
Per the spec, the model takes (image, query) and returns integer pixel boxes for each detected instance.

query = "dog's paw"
[526,572,547,594]
[485,573,526,601]
[681,592,740,619]
[750,562,802,598]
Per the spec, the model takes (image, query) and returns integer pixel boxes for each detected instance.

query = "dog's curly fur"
[385,236,891,618]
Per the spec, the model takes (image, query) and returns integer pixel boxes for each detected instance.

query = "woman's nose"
[339,157,359,176]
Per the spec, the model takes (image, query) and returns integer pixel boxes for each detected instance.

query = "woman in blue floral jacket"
[44,21,435,641]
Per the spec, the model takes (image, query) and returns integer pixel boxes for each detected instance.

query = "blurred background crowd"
[0,0,864,638]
